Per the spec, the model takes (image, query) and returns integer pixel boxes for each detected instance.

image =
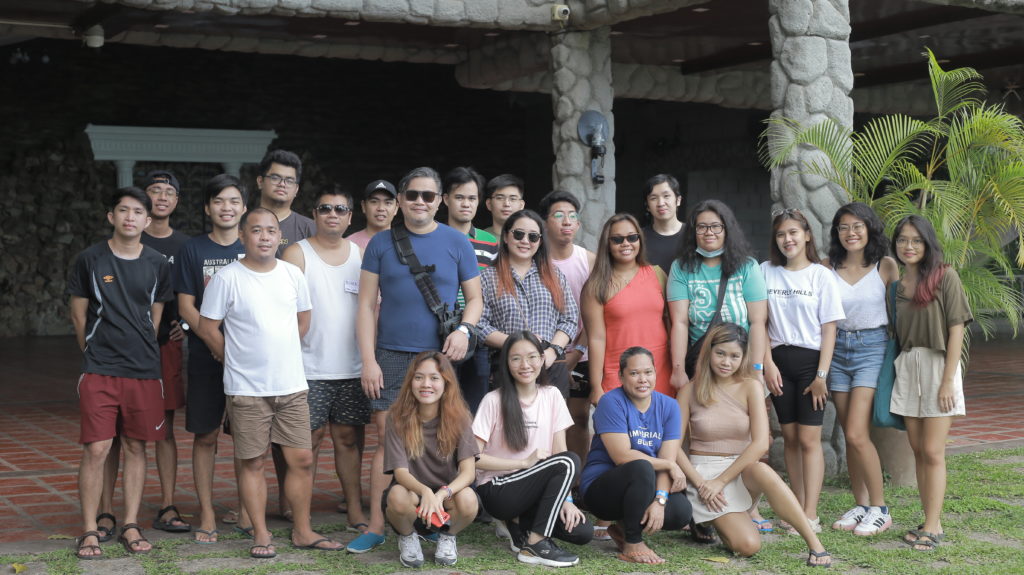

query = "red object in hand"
[416,506,451,529]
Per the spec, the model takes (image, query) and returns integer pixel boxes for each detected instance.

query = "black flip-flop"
[690,519,717,544]
[250,543,277,558]
[293,537,344,551]
[153,505,191,532]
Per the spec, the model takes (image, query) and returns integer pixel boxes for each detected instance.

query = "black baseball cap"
[143,170,180,195]
[364,179,397,199]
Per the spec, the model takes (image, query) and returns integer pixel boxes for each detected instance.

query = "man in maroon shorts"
[67,187,174,559]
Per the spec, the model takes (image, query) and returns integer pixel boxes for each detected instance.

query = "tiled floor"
[0,335,1020,544]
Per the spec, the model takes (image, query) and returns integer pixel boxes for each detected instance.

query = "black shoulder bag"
[684,269,731,377]
[390,223,476,362]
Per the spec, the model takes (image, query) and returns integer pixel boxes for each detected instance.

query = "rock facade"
[768,0,853,253]
[549,27,615,248]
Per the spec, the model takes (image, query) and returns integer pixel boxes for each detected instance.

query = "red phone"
[416,506,451,529]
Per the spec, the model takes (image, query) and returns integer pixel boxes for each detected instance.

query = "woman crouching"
[384,352,479,568]
[677,323,832,567]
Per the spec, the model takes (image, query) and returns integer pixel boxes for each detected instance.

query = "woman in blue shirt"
[580,347,692,564]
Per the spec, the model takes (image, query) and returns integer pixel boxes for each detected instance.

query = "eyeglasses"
[836,223,866,234]
[491,194,522,205]
[509,353,543,365]
[263,173,298,187]
[551,211,579,222]
[146,188,178,198]
[695,223,724,235]
[316,204,352,215]
[510,229,541,243]
[895,237,924,248]
[771,207,801,218]
[403,190,438,203]
[610,233,640,245]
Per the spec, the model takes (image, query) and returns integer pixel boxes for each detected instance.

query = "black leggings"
[583,459,692,543]
[476,451,593,544]
[770,345,824,426]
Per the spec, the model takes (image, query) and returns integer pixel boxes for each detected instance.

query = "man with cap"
[347,179,398,250]
[95,170,192,542]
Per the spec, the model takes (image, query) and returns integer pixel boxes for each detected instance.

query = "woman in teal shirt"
[667,199,768,391]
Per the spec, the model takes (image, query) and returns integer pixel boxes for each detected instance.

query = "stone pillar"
[222,162,242,177]
[114,159,135,188]
[549,27,615,250]
[768,0,853,250]
[871,427,916,487]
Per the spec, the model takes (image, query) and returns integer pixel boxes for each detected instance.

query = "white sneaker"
[832,506,866,531]
[434,533,458,566]
[494,519,511,539]
[854,507,893,536]
[398,532,423,568]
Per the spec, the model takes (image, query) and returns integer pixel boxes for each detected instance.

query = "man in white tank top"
[539,191,597,462]
[281,187,370,535]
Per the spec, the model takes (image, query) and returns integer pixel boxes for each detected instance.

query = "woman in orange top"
[582,213,673,406]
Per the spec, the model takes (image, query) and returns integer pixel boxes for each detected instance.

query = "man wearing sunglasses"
[256,149,315,257]
[281,186,371,536]
[351,166,483,553]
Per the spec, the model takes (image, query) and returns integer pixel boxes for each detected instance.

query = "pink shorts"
[78,373,166,444]
[160,339,185,411]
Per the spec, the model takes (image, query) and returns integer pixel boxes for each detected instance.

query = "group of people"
[68,153,971,569]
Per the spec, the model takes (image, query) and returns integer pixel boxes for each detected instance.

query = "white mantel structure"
[84,124,278,187]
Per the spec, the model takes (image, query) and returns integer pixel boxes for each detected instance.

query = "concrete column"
[222,162,242,176]
[114,159,135,188]
[768,0,853,250]
[549,27,615,250]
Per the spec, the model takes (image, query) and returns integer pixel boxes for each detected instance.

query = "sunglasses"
[315,204,352,215]
[404,190,438,203]
[510,229,541,243]
[771,207,802,218]
[610,233,640,245]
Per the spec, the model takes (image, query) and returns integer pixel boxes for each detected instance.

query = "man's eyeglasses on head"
[264,173,298,187]
[404,190,438,203]
[316,204,352,215]
[511,229,541,243]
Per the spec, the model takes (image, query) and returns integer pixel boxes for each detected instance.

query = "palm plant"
[760,49,1024,342]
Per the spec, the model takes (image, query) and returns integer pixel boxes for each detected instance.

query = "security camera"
[552,4,571,22]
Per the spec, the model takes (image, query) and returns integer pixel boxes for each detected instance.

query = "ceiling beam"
[678,5,992,76]
[853,45,1024,87]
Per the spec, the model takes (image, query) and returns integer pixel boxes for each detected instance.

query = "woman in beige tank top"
[676,324,832,567]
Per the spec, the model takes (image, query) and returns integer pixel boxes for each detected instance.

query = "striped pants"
[477,451,593,543]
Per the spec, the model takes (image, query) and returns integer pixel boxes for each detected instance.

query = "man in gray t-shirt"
[256,148,315,257]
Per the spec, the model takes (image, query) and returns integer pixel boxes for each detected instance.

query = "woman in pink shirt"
[472,331,593,567]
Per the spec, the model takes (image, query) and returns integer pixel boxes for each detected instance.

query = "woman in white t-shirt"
[472,331,593,568]
[761,209,845,534]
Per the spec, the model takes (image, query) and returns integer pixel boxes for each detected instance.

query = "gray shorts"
[307,378,371,429]
[371,348,418,412]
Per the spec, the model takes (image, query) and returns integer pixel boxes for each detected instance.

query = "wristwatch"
[655,489,668,505]
[456,325,470,336]
[816,369,828,379]
[543,341,566,360]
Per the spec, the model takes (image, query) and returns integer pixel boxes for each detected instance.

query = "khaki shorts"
[226,391,312,459]
[891,347,966,418]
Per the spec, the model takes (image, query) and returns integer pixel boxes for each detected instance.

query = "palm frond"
[926,47,986,120]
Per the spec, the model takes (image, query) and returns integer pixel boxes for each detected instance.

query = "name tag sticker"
[345,280,359,294]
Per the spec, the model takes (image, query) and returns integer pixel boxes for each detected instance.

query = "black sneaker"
[506,520,527,553]
[517,537,579,567]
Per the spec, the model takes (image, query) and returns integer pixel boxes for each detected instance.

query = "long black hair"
[675,199,755,277]
[493,331,551,452]
[828,202,888,269]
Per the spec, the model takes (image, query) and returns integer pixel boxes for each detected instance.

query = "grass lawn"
[4,447,1023,574]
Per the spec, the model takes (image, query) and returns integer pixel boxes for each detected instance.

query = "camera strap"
[390,222,456,322]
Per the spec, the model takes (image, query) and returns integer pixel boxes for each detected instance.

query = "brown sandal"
[76,531,103,560]
[118,523,152,555]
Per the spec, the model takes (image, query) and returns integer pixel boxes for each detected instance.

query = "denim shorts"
[828,327,888,393]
